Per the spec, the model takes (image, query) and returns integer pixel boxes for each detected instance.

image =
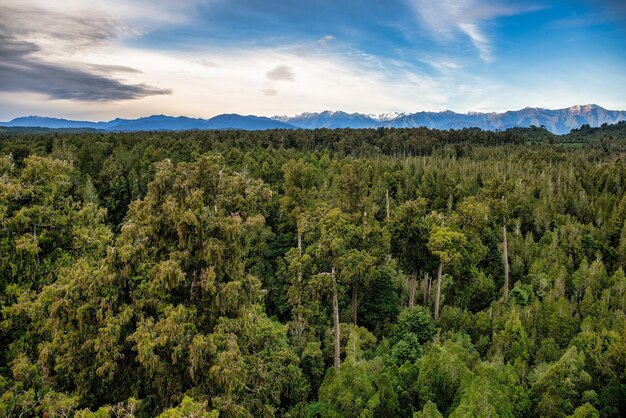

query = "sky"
[1,0,625,121]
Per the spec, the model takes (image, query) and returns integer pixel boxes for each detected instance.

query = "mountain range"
[0,114,295,132]
[2,105,624,134]
[275,105,626,134]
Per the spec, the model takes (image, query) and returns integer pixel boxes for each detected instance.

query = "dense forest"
[1,123,626,417]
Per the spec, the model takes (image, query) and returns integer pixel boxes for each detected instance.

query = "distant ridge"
[276,105,626,134]
[1,114,297,132]
[2,105,625,134]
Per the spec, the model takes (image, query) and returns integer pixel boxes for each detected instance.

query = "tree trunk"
[422,272,430,303]
[297,228,303,307]
[427,273,432,302]
[296,228,304,331]
[434,262,443,321]
[385,189,390,222]
[352,286,358,325]
[503,224,510,303]
[408,272,417,307]
[125,175,132,208]
[332,267,340,370]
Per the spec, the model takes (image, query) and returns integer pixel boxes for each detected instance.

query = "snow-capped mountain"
[274,105,626,134]
[274,111,378,129]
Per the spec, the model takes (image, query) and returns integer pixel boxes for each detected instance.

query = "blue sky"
[0,0,625,120]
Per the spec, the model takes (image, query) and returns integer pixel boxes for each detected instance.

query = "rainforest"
[1,124,626,417]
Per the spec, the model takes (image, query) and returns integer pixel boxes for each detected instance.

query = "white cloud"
[74,45,451,117]
[0,0,454,120]
[407,0,541,62]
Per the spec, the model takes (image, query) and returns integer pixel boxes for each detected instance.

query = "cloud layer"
[0,0,624,120]
[0,4,171,101]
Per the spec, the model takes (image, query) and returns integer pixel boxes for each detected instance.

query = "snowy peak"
[273,110,378,129]
[368,112,407,121]
[567,104,599,114]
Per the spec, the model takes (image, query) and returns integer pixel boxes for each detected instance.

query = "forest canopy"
[1,124,626,417]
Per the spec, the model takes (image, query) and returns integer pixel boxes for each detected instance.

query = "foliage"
[1,125,626,416]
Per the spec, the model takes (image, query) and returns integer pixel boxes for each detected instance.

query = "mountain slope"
[3,116,104,130]
[206,114,296,130]
[106,115,209,131]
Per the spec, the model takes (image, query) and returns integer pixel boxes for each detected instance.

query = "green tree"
[159,396,218,418]
[390,306,436,364]
[449,362,514,418]
[619,220,626,268]
[490,310,529,364]
[318,359,379,418]
[532,346,592,418]
[417,335,478,414]
[390,198,432,307]
[414,401,444,418]
[566,403,599,418]
[427,226,467,320]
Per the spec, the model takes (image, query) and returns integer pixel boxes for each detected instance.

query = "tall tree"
[427,226,467,320]
[389,198,432,307]
[485,179,517,303]
[301,207,352,369]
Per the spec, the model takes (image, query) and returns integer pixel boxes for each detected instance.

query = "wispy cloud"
[419,57,462,71]
[318,34,335,47]
[197,58,220,68]
[551,0,626,29]
[458,22,491,61]
[408,0,542,61]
